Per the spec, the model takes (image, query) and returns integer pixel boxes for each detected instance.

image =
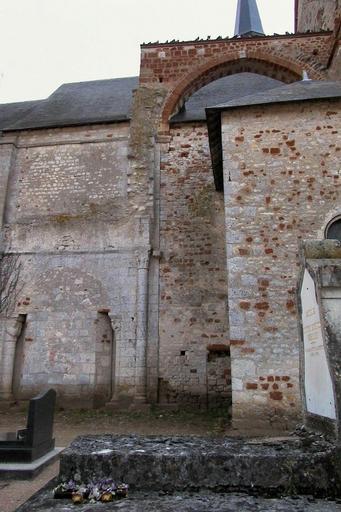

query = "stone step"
[59,435,341,498]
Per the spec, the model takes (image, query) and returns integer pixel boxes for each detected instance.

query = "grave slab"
[15,483,341,512]
[58,434,341,497]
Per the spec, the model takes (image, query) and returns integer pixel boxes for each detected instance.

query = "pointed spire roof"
[234,0,265,37]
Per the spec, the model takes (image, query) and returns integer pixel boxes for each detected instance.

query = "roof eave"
[2,116,132,133]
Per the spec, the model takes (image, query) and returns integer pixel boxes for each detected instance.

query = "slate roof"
[0,100,42,130]
[206,80,341,192]
[3,76,338,135]
[206,80,341,112]
[2,76,139,131]
[171,73,282,123]
[1,73,283,131]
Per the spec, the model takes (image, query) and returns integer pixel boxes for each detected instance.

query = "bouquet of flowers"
[53,478,128,504]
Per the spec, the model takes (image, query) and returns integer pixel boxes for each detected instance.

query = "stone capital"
[135,248,151,269]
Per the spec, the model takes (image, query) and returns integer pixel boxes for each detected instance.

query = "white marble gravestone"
[301,269,336,420]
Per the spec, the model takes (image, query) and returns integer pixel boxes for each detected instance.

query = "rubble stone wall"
[158,123,230,407]
[221,99,341,428]
[295,0,341,82]
[296,0,340,32]
[0,123,151,406]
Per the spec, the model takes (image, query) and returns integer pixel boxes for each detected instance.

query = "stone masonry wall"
[222,99,341,428]
[0,123,151,406]
[4,252,139,406]
[4,124,130,225]
[297,0,340,33]
[296,0,341,82]
[158,123,230,408]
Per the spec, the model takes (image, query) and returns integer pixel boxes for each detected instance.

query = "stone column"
[0,317,23,400]
[107,315,121,405]
[134,249,151,406]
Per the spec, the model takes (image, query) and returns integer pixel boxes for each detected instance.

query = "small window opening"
[325,216,341,241]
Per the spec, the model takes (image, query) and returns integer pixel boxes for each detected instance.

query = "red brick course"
[139,33,333,126]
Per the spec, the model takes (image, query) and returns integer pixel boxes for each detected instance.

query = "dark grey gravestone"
[0,388,56,463]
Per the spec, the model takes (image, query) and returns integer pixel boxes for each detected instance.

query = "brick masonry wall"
[158,124,230,407]
[221,99,341,428]
[140,33,332,127]
[297,0,340,32]
[140,34,331,86]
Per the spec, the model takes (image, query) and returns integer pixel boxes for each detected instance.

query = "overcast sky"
[0,0,294,104]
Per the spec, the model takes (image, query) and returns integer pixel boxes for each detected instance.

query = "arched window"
[325,216,341,241]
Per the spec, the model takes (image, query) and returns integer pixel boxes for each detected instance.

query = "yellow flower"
[72,493,84,504]
[101,492,114,502]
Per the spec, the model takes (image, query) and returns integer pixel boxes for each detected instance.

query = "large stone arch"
[17,266,109,312]
[160,52,322,128]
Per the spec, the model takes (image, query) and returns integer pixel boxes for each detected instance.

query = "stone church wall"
[296,0,340,33]
[158,123,230,408]
[0,0,339,414]
[221,99,341,428]
[0,123,151,406]
[2,253,139,406]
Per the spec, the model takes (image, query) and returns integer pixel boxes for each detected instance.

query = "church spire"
[234,0,265,37]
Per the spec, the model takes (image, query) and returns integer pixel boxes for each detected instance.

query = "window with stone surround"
[325,217,341,241]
